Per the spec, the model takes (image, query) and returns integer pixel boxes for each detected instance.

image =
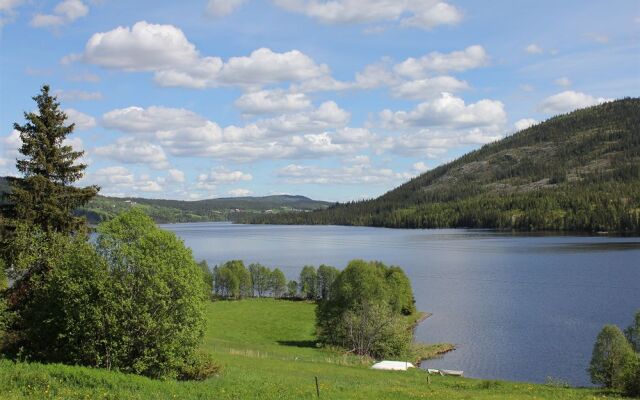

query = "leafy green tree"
[3,229,112,366]
[198,260,214,298]
[3,85,98,234]
[589,325,635,389]
[339,301,412,359]
[316,264,339,301]
[287,280,298,298]
[270,268,286,298]
[299,265,317,300]
[316,260,416,359]
[215,260,251,299]
[249,263,271,297]
[96,209,206,378]
[624,309,640,352]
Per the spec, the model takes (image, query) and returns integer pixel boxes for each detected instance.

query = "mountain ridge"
[248,98,640,233]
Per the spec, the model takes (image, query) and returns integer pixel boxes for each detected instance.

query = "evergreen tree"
[5,85,98,234]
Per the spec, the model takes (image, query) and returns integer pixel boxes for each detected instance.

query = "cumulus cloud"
[538,91,611,114]
[31,0,89,28]
[55,89,103,101]
[227,188,252,197]
[196,168,252,189]
[380,92,506,130]
[514,118,537,131]
[94,137,169,169]
[413,161,429,173]
[69,21,330,89]
[64,108,96,130]
[393,45,488,78]
[87,166,164,195]
[235,89,312,114]
[102,105,207,133]
[207,0,246,16]
[554,77,571,87]
[167,168,185,183]
[378,93,507,157]
[278,157,412,185]
[272,0,462,29]
[525,43,543,54]
[391,76,469,99]
[0,0,25,27]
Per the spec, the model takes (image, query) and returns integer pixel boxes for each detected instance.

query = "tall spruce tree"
[6,85,98,234]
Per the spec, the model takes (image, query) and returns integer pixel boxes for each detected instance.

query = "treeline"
[248,98,640,233]
[203,261,339,301]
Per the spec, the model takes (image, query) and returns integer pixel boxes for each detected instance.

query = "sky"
[0,0,638,202]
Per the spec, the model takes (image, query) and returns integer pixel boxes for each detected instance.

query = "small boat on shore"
[427,368,463,376]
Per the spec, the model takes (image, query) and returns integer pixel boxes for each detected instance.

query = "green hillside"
[0,180,330,224]
[249,98,640,233]
[0,299,616,400]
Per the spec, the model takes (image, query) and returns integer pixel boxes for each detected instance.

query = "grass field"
[0,299,624,399]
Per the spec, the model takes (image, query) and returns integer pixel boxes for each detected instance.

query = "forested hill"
[0,180,330,224]
[248,98,640,233]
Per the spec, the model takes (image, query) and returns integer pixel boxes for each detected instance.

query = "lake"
[162,222,640,386]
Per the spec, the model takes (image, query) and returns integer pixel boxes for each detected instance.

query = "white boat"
[426,368,463,376]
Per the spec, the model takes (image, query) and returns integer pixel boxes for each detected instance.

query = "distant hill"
[0,179,330,224]
[249,98,640,233]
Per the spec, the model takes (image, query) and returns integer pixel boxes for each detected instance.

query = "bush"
[178,351,221,381]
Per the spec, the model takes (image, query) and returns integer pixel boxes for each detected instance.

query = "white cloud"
[207,0,246,16]
[71,21,330,89]
[65,108,96,130]
[88,166,164,194]
[378,93,507,157]
[258,101,350,133]
[102,106,207,133]
[520,84,535,92]
[94,137,169,169]
[394,45,488,78]
[228,188,252,197]
[554,77,571,87]
[31,0,88,28]
[538,91,611,114]
[272,0,462,30]
[278,157,412,185]
[196,168,252,189]
[525,43,543,54]
[167,168,185,183]
[391,76,469,100]
[0,0,25,27]
[55,89,103,101]
[235,89,312,114]
[514,118,537,131]
[380,92,506,130]
[413,161,429,173]
[2,129,21,158]
[67,72,101,82]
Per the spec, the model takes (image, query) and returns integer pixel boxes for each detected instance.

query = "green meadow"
[0,299,622,399]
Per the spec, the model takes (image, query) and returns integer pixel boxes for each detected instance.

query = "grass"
[0,299,624,399]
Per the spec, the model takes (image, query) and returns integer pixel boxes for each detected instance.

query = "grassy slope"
[0,299,618,399]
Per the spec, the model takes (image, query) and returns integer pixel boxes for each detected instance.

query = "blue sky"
[1,0,638,201]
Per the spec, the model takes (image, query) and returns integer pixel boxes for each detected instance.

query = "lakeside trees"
[316,260,416,359]
[0,87,210,380]
[589,310,640,396]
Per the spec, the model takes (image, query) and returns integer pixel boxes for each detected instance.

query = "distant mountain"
[249,98,640,233]
[0,180,330,224]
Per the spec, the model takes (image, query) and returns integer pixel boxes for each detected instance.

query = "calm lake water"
[162,222,640,386]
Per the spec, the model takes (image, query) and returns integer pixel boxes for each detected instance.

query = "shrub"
[178,351,221,381]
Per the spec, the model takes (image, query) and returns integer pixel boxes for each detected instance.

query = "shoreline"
[411,311,456,366]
